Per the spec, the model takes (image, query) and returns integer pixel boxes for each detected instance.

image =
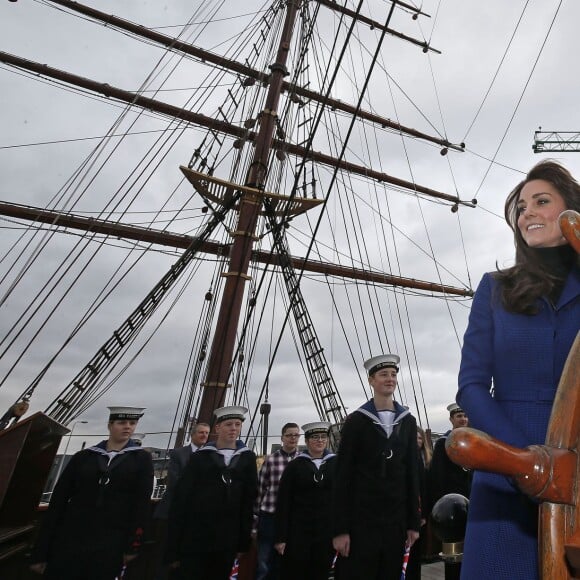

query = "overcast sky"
[1,0,578,454]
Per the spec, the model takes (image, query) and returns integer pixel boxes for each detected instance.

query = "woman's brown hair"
[495,160,580,314]
[417,426,432,467]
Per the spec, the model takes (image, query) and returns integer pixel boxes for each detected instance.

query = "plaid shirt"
[252,448,297,532]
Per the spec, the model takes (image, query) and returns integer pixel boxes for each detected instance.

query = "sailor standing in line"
[153,422,210,579]
[429,403,472,509]
[155,422,210,519]
[166,405,258,580]
[332,354,421,580]
[30,406,154,580]
[274,421,337,580]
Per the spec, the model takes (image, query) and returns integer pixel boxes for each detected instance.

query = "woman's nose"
[523,205,536,218]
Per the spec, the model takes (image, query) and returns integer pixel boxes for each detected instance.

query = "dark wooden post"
[197,0,303,423]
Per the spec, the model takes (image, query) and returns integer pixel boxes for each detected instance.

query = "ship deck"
[422,559,445,579]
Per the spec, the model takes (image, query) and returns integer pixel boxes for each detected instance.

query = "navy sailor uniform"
[275,449,337,580]
[166,439,258,579]
[30,440,154,580]
[332,399,421,580]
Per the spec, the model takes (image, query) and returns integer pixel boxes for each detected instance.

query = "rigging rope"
[473,1,563,199]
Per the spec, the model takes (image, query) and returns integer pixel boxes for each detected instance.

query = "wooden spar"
[0,201,473,297]
[3,0,462,152]
[0,50,468,205]
[315,0,440,54]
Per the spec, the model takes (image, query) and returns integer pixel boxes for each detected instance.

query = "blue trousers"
[255,512,280,580]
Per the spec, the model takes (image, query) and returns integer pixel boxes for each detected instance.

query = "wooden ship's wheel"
[447,209,580,579]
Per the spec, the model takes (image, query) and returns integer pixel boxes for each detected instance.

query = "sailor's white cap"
[214,405,248,423]
[108,406,145,421]
[364,354,400,375]
[447,403,464,416]
[302,421,332,437]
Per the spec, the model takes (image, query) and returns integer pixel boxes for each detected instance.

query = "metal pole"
[260,402,271,456]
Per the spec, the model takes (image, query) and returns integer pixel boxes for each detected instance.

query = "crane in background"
[533,128,580,152]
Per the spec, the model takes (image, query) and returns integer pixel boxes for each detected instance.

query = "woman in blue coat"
[457,160,580,579]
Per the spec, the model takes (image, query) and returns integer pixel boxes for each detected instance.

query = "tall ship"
[0,1,579,578]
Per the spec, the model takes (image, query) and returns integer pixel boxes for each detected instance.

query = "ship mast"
[197,0,303,421]
[0,0,475,434]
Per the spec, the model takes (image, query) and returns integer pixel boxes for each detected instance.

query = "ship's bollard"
[430,493,469,580]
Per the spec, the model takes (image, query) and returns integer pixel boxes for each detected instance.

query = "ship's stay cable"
[220,258,280,422]
[0,3,245,404]
[383,62,464,349]
[342,33,398,357]
[1,2,238,338]
[160,266,222,452]
[300,7,444,416]
[459,1,530,144]
[251,1,407,420]
[374,36,462,424]
[288,9,442,410]
[293,20,375,370]
[328,145,373,356]
[175,263,225,442]
[236,273,280,443]
[0,124,223,151]
[189,266,228,425]
[302,9,442,416]
[473,1,562,200]
[74,255,209,419]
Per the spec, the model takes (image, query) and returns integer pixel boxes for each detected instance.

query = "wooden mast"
[196,0,302,422]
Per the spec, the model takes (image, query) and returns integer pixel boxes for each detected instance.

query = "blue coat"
[457,267,580,579]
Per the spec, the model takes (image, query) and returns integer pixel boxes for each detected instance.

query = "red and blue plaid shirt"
[252,448,297,532]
